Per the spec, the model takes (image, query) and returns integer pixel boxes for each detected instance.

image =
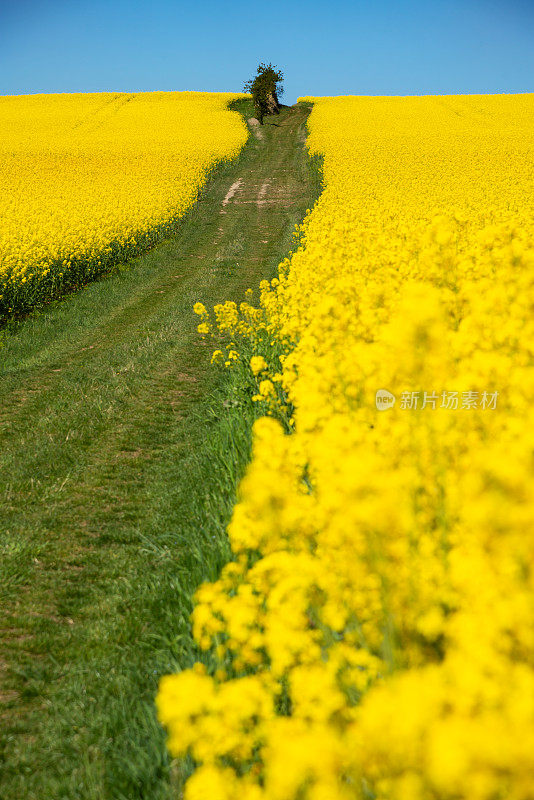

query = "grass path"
[0,101,318,799]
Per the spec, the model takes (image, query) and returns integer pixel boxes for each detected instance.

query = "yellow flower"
[158,92,534,800]
[194,301,208,316]
[258,379,275,397]
[250,355,268,376]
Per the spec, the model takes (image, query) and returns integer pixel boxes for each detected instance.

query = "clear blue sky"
[1,0,533,101]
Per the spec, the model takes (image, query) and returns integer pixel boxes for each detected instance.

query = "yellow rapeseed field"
[158,93,534,800]
[0,91,247,316]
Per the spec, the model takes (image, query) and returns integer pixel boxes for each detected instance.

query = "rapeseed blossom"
[158,94,534,799]
[0,92,247,317]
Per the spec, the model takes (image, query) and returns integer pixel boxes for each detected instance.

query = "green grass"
[0,101,320,799]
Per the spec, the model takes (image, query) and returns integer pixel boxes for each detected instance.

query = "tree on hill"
[244,63,284,125]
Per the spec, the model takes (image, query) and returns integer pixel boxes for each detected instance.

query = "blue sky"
[1,0,533,101]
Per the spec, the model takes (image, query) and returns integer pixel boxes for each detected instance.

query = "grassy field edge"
[0,102,323,799]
